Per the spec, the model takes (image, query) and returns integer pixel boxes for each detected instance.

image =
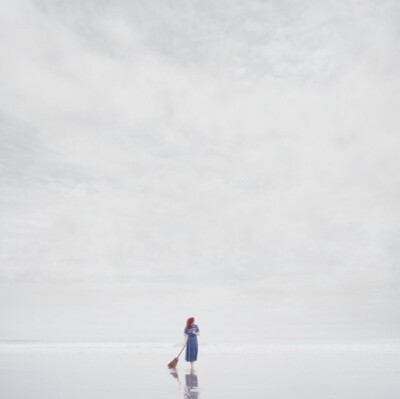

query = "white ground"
[1,343,399,399]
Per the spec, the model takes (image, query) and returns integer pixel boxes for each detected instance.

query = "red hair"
[186,317,195,329]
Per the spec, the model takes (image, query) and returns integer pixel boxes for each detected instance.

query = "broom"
[167,338,187,369]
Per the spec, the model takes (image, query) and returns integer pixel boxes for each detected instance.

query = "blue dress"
[184,324,199,362]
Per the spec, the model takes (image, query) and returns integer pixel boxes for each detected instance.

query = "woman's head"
[186,317,195,329]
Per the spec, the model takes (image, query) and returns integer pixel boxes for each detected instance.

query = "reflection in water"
[184,369,199,399]
[169,368,179,380]
[168,368,199,398]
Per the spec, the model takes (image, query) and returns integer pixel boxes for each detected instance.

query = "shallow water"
[0,344,399,398]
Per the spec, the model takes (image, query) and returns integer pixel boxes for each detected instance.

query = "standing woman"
[184,317,200,367]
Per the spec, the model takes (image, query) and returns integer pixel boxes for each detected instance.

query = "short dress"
[184,324,200,362]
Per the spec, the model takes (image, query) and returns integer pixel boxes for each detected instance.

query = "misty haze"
[0,0,399,398]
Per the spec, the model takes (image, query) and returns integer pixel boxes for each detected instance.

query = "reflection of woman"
[184,317,200,366]
[184,370,199,399]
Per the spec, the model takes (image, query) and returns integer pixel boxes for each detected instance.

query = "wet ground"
[0,344,399,398]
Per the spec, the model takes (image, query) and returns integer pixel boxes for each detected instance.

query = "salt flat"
[0,343,399,399]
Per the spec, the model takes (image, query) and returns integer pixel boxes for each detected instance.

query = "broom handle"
[177,337,188,358]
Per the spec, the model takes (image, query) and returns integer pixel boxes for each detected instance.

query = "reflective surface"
[1,348,400,398]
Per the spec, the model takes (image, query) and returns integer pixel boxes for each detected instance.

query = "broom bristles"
[168,339,187,368]
[168,357,179,369]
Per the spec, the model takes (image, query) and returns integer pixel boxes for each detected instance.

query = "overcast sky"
[0,0,399,300]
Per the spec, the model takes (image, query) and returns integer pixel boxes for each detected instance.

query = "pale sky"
[0,1,399,334]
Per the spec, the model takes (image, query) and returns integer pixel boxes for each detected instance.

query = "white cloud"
[0,0,399,294]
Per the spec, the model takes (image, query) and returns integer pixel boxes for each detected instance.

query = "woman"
[184,317,200,367]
